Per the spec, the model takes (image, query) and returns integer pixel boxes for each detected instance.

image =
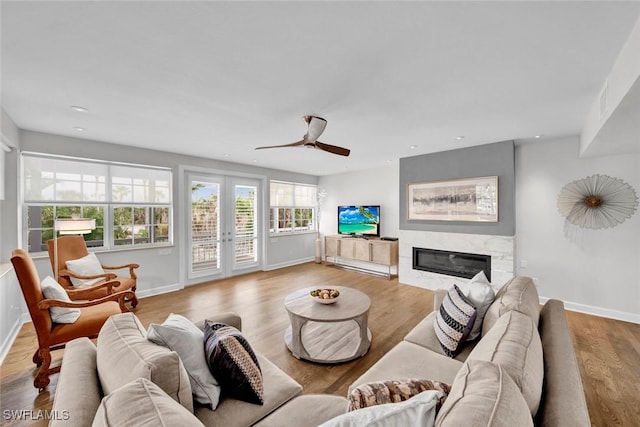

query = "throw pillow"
[93,378,205,427]
[147,313,222,409]
[348,379,450,412]
[65,252,105,286]
[203,321,264,405]
[463,271,495,341]
[320,390,443,427]
[433,285,477,358]
[40,276,81,323]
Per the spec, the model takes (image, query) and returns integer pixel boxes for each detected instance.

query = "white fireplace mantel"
[398,230,515,290]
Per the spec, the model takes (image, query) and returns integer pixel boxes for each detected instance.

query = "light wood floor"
[1,262,638,426]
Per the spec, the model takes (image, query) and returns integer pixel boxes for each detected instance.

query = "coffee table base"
[284,320,372,364]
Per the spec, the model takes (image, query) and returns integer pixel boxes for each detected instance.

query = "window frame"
[22,152,173,255]
[269,181,317,236]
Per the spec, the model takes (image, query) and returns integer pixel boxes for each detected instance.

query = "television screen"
[338,205,380,237]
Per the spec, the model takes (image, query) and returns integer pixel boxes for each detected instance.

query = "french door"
[187,173,261,281]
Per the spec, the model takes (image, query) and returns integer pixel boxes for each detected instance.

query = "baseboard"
[539,296,640,324]
[264,257,315,271]
[136,282,183,299]
[0,313,31,365]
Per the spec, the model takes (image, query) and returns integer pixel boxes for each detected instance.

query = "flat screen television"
[338,205,380,237]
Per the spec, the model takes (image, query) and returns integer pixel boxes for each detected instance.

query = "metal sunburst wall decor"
[557,174,638,229]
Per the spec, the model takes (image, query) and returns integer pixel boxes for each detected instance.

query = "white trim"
[135,282,183,299]
[264,257,315,271]
[0,313,30,366]
[539,296,640,324]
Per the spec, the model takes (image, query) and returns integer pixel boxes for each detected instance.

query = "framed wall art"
[407,176,498,222]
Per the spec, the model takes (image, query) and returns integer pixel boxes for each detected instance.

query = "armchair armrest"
[60,268,117,282]
[101,263,139,280]
[65,280,119,300]
[39,290,135,313]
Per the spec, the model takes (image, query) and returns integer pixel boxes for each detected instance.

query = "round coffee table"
[284,286,371,363]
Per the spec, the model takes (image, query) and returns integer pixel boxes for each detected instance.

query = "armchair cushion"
[147,313,222,409]
[65,253,105,286]
[40,276,80,323]
[96,313,193,413]
[92,378,204,427]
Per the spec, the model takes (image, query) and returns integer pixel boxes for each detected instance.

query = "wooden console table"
[324,235,399,279]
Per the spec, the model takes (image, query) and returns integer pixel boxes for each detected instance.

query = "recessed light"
[534,134,543,139]
[223,154,230,157]
[455,136,465,141]
[70,106,88,113]
[73,127,86,132]
[410,145,418,149]
[252,159,258,163]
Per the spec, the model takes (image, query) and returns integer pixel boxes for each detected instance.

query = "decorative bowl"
[310,288,340,304]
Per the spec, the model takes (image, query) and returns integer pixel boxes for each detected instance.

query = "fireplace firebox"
[412,247,491,281]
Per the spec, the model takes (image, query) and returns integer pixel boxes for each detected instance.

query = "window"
[269,181,317,234]
[23,153,172,253]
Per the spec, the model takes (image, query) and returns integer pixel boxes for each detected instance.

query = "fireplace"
[412,247,491,282]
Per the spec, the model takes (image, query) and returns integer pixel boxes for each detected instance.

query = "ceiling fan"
[255,116,350,157]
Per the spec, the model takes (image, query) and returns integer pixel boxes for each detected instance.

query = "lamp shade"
[55,218,96,235]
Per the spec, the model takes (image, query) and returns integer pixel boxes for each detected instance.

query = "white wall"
[516,136,640,322]
[318,164,400,239]
[0,109,27,364]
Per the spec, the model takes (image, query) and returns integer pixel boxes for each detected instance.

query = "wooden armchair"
[47,235,139,308]
[10,249,134,390]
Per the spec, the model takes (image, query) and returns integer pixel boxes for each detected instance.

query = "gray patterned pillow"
[348,379,451,412]
[434,285,477,357]
[203,321,263,405]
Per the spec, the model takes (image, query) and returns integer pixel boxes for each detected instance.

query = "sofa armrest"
[51,338,102,427]
[433,289,447,311]
[535,299,590,426]
[194,311,242,331]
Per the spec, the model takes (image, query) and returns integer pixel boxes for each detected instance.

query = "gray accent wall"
[399,140,515,236]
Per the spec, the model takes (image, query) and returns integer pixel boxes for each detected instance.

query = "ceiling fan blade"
[304,116,327,142]
[315,141,351,157]
[255,140,305,150]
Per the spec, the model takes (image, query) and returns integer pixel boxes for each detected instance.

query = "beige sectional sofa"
[51,275,590,426]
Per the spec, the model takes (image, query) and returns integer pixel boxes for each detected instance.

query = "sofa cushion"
[435,360,533,427]
[253,395,348,427]
[147,313,221,409]
[92,378,204,427]
[349,341,463,394]
[348,379,450,411]
[405,312,478,361]
[194,352,302,426]
[320,390,443,427]
[96,313,193,413]
[482,276,539,336]
[51,338,101,427]
[434,285,477,357]
[203,320,264,405]
[466,310,544,416]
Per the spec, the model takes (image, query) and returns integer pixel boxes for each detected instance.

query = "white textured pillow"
[147,313,222,409]
[319,390,442,427]
[462,271,495,341]
[65,253,105,286]
[40,276,81,323]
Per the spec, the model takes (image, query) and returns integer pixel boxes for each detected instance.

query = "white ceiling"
[2,1,640,176]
